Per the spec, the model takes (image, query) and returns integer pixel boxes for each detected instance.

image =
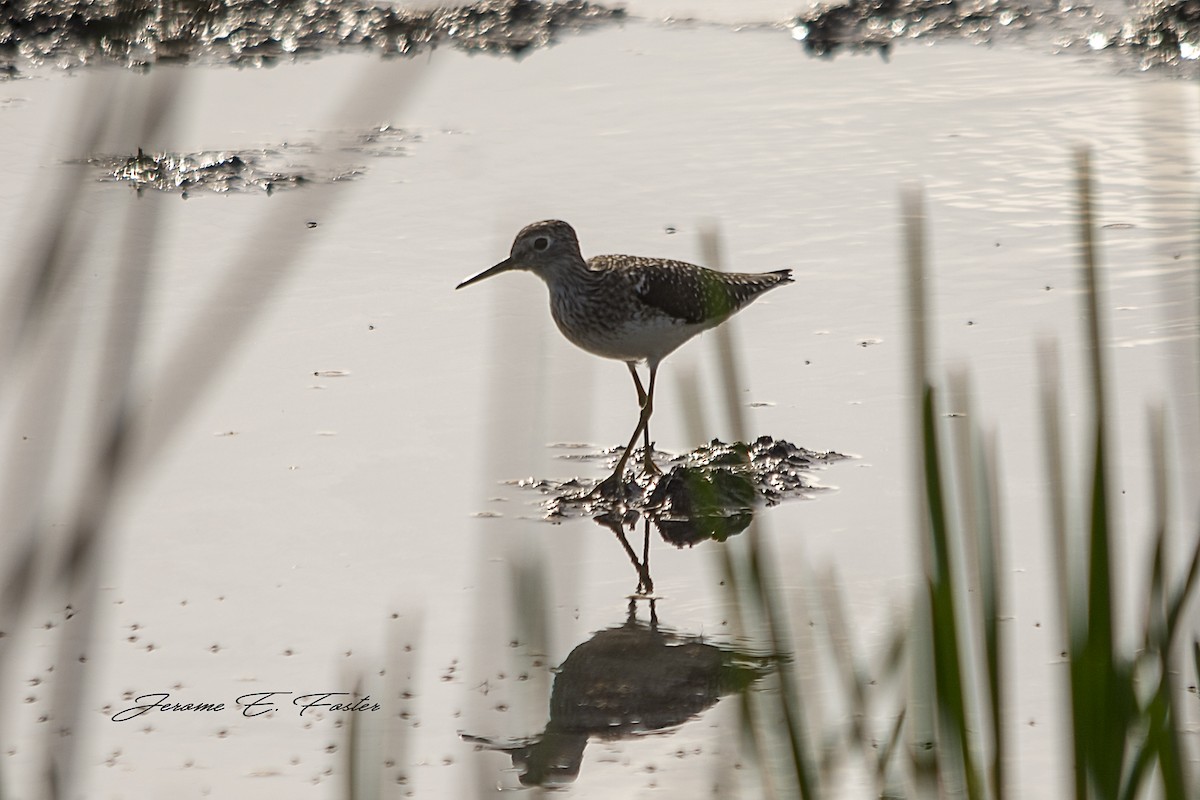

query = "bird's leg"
[610,404,649,482]
[626,362,655,468]
[626,362,647,407]
[593,366,660,497]
[640,365,661,476]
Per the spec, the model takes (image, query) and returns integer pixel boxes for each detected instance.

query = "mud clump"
[0,0,625,76]
[531,436,848,522]
[88,148,340,197]
[88,126,421,195]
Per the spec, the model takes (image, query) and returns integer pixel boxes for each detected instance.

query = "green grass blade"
[923,386,985,800]
[745,539,819,799]
[980,432,1006,800]
[1072,147,1135,800]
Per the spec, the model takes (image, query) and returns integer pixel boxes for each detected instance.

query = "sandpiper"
[457,220,792,487]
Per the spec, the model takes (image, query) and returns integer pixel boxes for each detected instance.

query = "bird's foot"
[587,470,633,501]
[641,455,662,477]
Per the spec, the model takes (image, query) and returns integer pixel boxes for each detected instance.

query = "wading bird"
[457,220,791,490]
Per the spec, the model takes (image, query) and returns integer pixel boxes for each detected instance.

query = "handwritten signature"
[111,691,381,722]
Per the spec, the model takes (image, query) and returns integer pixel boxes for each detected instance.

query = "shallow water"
[0,7,1198,799]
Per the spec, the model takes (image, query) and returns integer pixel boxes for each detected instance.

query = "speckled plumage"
[456,219,793,484]
[458,220,792,367]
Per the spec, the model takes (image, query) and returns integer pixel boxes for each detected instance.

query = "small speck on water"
[313,369,350,377]
[306,221,317,228]
[664,225,677,234]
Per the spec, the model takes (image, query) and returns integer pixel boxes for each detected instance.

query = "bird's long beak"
[456,257,515,290]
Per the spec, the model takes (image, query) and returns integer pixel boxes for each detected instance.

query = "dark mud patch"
[1127,0,1200,67]
[517,436,848,526]
[86,147,353,197]
[791,0,1199,73]
[792,0,1039,58]
[0,0,624,77]
[86,125,420,196]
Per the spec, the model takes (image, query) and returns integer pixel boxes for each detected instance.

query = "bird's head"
[456,220,582,289]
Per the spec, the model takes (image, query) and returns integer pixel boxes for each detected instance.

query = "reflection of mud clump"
[792,0,1033,57]
[1129,0,1200,67]
[648,465,748,546]
[647,467,756,546]
[89,148,353,197]
[0,0,624,75]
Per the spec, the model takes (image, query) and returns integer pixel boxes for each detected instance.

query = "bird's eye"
[533,236,550,251]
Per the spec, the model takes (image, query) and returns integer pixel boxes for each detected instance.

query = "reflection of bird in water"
[457,220,792,489]
[463,600,774,787]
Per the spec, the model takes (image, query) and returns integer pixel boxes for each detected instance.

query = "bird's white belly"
[555,313,710,364]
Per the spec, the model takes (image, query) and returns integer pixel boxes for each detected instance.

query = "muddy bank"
[3,0,1196,78]
[0,0,624,75]
[792,0,1200,72]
